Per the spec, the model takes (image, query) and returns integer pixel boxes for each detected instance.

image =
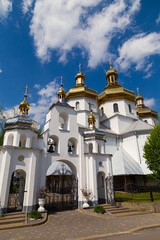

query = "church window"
[7,134,14,146]
[101,107,104,116]
[59,112,68,130]
[144,120,148,123]
[128,104,132,113]
[113,103,119,112]
[68,138,77,154]
[18,155,24,161]
[75,102,80,110]
[98,143,101,153]
[19,134,26,148]
[47,135,59,153]
[88,143,93,154]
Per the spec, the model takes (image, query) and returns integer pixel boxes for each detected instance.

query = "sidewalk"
[0,209,160,239]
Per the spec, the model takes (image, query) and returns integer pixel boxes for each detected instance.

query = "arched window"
[128,104,132,113]
[59,112,68,130]
[68,138,77,154]
[98,143,101,154]
[75,102,80,110]
[101,107,104,116]
[47,135,59,153]
[113,103,119,112]
[19,134,26,147]
[31,136,36,148]
[7,134,14,146]
[88,143,93,154]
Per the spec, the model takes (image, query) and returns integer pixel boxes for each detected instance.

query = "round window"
[18,155,24,161]
[99,161,103,166]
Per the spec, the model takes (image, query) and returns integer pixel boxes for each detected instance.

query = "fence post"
[150,186,153,202]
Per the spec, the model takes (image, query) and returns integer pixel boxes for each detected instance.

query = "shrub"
[28,210,42,219]
[93,205,106,214]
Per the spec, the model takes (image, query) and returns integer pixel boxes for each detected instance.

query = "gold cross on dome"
[58,76,64,86]
[22,85,31,96]
[79,63,81,73]
[136,87,139,95]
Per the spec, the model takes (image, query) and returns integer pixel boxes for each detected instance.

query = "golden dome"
[106,64,118,83]
[136,93,144,101]
[57,85,66,101]
[88,110,96,129]
[75,71,85,86]
[19,95,30,115]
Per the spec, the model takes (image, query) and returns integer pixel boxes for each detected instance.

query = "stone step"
[108,209,137,214]
[0,222,24,231]
[5,212,25,217]
[0,217,25,225]
[1,214,25,220]
[107,207,131,212]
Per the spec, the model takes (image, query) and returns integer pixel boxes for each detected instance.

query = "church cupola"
[88,110,96,129]
[19,95,30,115]
[57,84,66,102]
[75,64,85,86]
[106,64,118,85]
[136,91,144,109]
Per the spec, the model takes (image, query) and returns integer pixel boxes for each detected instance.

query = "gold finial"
[137,87,139,95]
[75,65,85,86]
[106,63,118,84]
[57,76,66,102]
[88,110,96,129]
[19,85,30,115]
[79,63,81,73]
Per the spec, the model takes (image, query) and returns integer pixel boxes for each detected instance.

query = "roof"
[112,147,144,176]
[121,119,153,135]
[49,100,74,111]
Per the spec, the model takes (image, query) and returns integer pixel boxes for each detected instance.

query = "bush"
[28,210,42,219]
[93,205,106,214]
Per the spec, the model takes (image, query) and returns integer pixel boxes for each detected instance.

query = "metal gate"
[8,171,25,212]
[45,164,78,211]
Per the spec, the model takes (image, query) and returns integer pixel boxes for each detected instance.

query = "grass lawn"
[115,191,160,203]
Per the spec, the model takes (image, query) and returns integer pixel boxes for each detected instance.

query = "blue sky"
[0,0,160,125]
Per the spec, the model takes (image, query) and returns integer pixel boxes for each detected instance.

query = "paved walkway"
[0,210,160,240]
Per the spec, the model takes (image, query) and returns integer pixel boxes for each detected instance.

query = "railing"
[114,184,160,202]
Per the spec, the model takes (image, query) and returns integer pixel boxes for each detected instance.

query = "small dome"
[75,71,85,80]
[136,93,144,101]
[57,85,66,102]
[88,110,96,129]
[106,64,118,82]
[19,95,30,115]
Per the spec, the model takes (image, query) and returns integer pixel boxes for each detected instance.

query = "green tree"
[143,121,160,182]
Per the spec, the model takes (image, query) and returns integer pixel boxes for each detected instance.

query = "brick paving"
[0,210,160,240]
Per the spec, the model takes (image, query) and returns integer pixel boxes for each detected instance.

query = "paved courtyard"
[0,210,160,240]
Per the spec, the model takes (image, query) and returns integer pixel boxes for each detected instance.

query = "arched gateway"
[8,170,26,212]
[45,161,78,210]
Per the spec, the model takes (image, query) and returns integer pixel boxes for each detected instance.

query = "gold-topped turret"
[106,64,118,84]
[19,95,30,115]
[88,110,96,129]
[136,90,144,110]
[57,76,66,102]
[75,64,85,86]
[19,85,31,115]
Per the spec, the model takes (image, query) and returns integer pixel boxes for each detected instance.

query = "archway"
[8,169,26,212]
[45,161,78,211]
[97,171,106,204]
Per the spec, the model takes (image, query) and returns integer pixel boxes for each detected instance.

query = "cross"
[22,85,31,96]
[79,63,81,73]
[57,76,64,87]
[136,87,139,95]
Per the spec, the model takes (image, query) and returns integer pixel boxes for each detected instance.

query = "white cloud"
[29,80,60,124]
[22,0,34,14]
[0,0,12,19]
[156,14,160,24]
[3,105,19,119]
[30,0,140,68]
[144,98,155,108]
[116,32,160,71]
[0,68,2,73]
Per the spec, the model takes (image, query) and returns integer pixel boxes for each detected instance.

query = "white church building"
[0,65,158,213]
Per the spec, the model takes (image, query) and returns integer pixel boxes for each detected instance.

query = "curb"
[71,223,160,240]
[0,212,48,231]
